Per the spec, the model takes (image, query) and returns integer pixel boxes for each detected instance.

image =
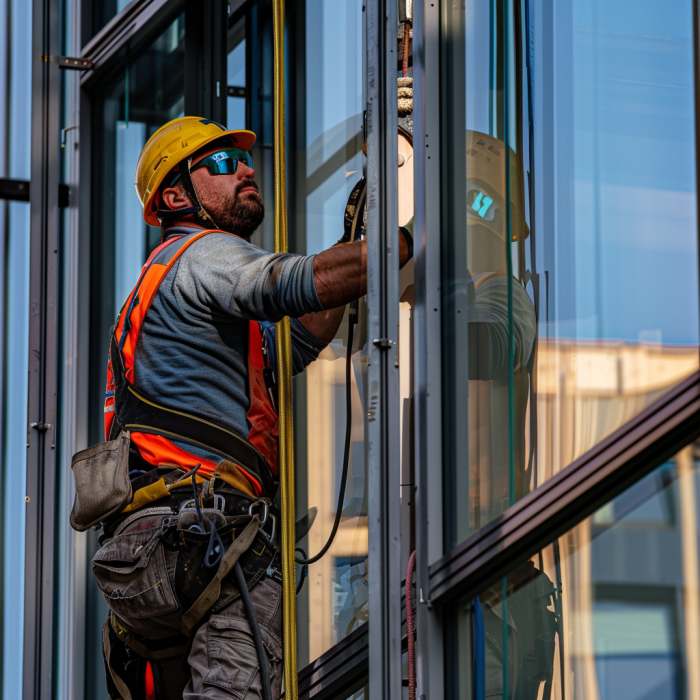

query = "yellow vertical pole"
[271,0,298,698]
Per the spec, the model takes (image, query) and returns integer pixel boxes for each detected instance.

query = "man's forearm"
[313,240,367,310]
[298,241,365,343]
[301,232,411,343]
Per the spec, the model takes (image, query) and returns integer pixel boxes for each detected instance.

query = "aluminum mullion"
[412,0,445,698]
[366,0,402,698]
[24,0,60,696]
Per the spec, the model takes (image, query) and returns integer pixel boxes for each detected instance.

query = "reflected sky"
[542,0,698,344]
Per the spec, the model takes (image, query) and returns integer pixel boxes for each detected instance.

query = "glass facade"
[88,14,185,445]
[293,0,368,665]
[6,0,700,698]
[227,17,247,131]
[0,0,31,695]
[441,0,700,549]
[449,441,700,700]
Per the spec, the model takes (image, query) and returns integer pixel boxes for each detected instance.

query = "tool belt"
[100,464,281,667]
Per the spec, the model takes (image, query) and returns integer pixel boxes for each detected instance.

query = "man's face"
[188,139,264,239]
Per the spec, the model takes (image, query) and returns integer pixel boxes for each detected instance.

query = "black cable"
[234,562,272,700]
[296,311,355,565]
[295,547,308,594]
[204,518,224,568]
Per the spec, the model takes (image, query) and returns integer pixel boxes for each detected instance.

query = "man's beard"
[211,180,265,239]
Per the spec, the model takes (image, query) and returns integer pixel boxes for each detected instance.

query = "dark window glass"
[89,14,185,446]
[448,441,700,700]
[90,0,130,38]
[441,0,699,549]
[84,17,185,699]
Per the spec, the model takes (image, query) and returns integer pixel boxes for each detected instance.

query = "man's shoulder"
[178,230,262,264]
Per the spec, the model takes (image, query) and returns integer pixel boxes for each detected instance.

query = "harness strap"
[180,515,260,637]
[103,620,134,700]
[116,381,274,496]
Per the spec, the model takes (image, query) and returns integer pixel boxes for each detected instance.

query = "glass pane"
[89,13,185,444]
[228,17,247,130]
[289,0,367,667]
[90,0,132,38]
[84,16,185,698]
[442,0,699,548]
[449,441,700,700]
[0,0,32,690]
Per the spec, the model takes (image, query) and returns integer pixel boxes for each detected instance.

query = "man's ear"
[161,185,193,210]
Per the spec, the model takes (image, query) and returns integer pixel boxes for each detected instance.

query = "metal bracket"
[41,56,94,71]
[30,422,52,431]
[372,338,396,349]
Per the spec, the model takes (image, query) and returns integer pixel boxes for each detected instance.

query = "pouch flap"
[93,529,160,574]
[70,431,132,532]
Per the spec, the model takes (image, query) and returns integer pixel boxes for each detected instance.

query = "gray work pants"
[93,514,283,699]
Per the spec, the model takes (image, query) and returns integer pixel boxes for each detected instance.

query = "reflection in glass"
[290,0,367,666]
[450,442,700,700]
[442,0,699,548]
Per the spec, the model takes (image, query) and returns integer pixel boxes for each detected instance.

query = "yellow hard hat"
[135,116,256,226]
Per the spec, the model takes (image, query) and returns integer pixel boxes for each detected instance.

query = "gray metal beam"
[80,0,184,87]
[429,369,700,602]
[365,0,402,698]
[23,0,60,696]
[412,1,446,698]
[184,0,228,123]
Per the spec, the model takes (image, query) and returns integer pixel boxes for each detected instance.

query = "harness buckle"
[248,498,271,527]
[212,494,226,513]
[248,497,276,547]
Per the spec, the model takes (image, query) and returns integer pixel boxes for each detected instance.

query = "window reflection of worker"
[464,132,555,700]
[86,117,411,700]
[465,130,537,517]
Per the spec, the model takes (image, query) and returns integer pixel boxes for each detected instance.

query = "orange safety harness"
[104,229,278,497]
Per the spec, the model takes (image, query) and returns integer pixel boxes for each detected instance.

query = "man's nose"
[238,162,255,179]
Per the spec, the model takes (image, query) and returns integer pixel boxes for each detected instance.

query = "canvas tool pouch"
[70,431,133,532]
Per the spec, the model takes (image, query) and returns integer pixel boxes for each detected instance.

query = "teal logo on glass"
[472,192,493,218]
[467,189,496,221]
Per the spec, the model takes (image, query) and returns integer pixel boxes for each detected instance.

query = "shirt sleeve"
[175,232,325,322]
[470,275,536,379]
[263,318,328,376]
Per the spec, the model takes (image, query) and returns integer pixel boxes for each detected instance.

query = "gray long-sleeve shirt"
[132,227,327,459]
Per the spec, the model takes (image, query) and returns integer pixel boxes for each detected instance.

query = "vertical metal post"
[184,0,228,123]
[412,0,446,698]
[366,0,402,698]
[24,0,60,696]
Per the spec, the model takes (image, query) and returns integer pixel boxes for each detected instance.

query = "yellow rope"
[272,0,298,698]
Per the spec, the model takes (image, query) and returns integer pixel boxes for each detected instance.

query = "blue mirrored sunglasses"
[191,148,253,176]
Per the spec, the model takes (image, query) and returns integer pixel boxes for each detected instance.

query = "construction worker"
[86,116,412,699]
